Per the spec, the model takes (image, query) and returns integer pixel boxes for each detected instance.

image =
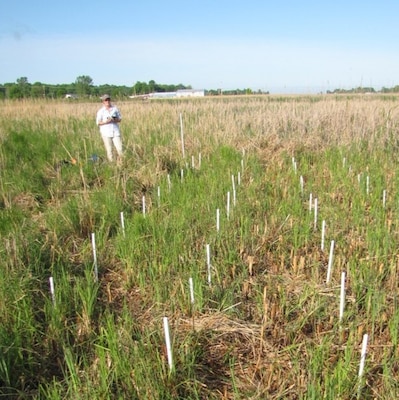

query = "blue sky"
[1,1,399,93]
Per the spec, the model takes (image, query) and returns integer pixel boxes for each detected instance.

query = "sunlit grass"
[1,95,399,398]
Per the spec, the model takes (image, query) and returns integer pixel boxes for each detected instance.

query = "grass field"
[1,94,399,399]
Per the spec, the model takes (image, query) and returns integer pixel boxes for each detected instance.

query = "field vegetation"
[1,94,399,399]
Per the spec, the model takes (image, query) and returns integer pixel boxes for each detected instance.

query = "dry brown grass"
[2,95,399,160]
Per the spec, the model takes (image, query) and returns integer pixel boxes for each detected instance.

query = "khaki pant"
[102,136,123,162]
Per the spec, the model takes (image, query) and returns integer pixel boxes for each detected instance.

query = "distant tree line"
[0,76,193,100]
[132,80,191,95]
[12,75,399,98]
[0,76,273,100]
[327,86,399,94]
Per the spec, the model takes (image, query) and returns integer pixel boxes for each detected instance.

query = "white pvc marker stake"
[237,171,241,186]
[231,175,236,206]
[366,175,370,195]
[49,276,55,305]
[120,211,125,237]
[313,198,318,230]
[226,191,231,220]
[157,186,161,207]
[292,157,297,174]
[241,159,244,174]
[163,317,173,371]
[357,173,361,184]
[91,232,98,282]
[198,152,202,169]
[300,175,304,194]
[189,277,195,305]
[216,208,220,232]
[342,157,346,168]
[206,244,211,285]
[167,174,171,192]
[326,240,335,284]
[191,155,195,168]
[357,332,369,397]
[339,271,346,323]
[358,333,369,379]
[383,189,386,208]
[142,196,146,217]
[179,113,185,159]
[321,220,326,251]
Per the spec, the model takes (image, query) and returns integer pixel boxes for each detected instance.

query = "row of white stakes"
[294,157,369,391]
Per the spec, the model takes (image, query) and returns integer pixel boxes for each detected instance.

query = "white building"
[129,89,205,100]
[176,89,205,97]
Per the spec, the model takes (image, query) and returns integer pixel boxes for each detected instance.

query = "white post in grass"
[241,159,244,174]
[142,196,146,217]
[163,317,173,371]
[366,175,370,195]
[167,174,171,192]
[339,271,346,323]
[226,191,231,220]
[91,232,98,282]
[189,277,195,305]
[292,157,297,174]
[237,171,241,186]
[49,276,55,305]
[300,175,304,195]
[358,333,369,383]
[321,220,326,251]
[383,189,386,208]
[191,155,195,169]
[309,193,313,213]
[179,113,185,159]
[206,244,211,285]
[313,198,318,230]
[326,240,335,284]
[120,211,125,237]
[216,209,220,233]
[231,175,236,206]
[157,186,161,207]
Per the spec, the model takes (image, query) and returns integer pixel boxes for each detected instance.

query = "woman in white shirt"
[96,94,123,162]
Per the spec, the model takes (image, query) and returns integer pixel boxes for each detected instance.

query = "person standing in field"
[96,94,123,162]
